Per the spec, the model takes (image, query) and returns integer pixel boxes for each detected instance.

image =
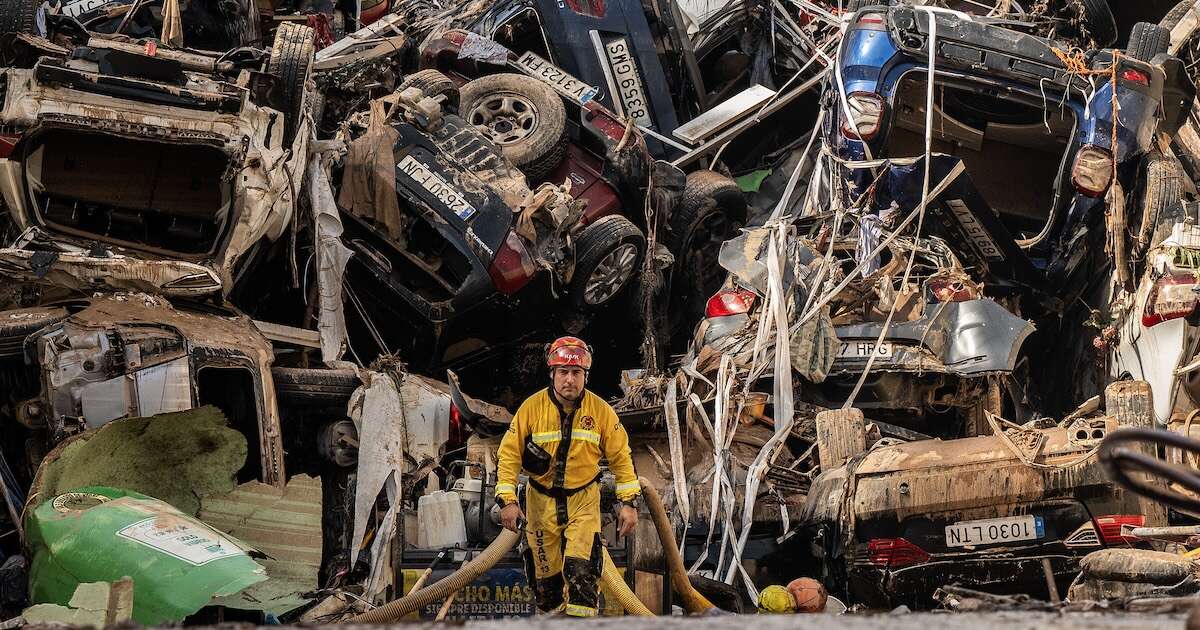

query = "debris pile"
[2,0,1200,624]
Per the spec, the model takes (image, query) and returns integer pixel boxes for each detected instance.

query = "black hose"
[1099,427,1200,513]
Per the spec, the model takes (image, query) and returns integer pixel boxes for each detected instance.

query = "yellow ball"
[756,585,797,614]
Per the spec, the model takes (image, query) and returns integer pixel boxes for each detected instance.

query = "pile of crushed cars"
[5,0,1200,623]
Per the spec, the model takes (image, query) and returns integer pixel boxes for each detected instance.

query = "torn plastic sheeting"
[339,99,404,241]
[28,406,246,517]
[26,487,266,625]
[459,32,510,64]
[349,370,451,560]
[514,183,586,277]
[717,226,817,296]
[306,154,353,364]
[199,475,324,615]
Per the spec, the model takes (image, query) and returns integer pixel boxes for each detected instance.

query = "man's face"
[552,366,586,402]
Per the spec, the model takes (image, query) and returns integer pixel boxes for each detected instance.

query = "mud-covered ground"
[310,612,1193,629]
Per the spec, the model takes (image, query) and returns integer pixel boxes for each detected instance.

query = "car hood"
[0,247,223,296]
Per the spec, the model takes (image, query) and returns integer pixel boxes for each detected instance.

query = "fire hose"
[1099,427,1200,513]
[346,477,719,622]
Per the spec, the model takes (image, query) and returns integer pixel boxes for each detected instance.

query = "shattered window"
[491,8,553,62]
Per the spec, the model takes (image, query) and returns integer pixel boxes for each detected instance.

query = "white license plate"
[603,37,651,127]
[513,51,598,106]
[837,341,894,359]
[945,515,1044,548]
[396,154,477,221]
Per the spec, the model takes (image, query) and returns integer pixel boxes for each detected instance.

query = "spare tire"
[569,215,645,309]
[1127,22,1171,62]
[272,367,361,405]
[1080,549,1196,585]
[268,22,316,145]
[459,73,568,182]
[398,69,460,111]
[0,0,38,35]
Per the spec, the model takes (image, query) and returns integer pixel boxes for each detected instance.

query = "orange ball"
[787,577,828,613]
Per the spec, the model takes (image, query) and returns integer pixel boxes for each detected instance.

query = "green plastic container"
[26,487,267,624]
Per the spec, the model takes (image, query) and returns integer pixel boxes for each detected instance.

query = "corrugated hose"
[639,475,718,614]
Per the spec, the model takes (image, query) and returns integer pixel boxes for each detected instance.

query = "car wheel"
[272,367,362,405]
[0,307,67,359]
[1127,22,1171,62]
[1142,153,1187,247]
[666,170,747,331]
[1074,0,1117,48]
[569,215,645,309]
[815,407,866,470]
[268,22,316,145]
[459,73,568,182]
[1162,2,1200,86]
[399,69,461,112]
[0,0,38,35]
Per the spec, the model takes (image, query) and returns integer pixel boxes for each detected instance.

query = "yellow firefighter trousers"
[524,482,602,617]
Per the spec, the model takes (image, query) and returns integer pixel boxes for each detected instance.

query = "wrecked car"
[799,381,1167,609]
[0,17,317,295]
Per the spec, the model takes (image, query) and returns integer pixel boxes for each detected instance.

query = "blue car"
[826,6,1194,295]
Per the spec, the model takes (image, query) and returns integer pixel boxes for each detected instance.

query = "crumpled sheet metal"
[459,31,510,64]
[306,154,353,364]
[514,182,586,278]
[0,247,222,296]
[347,370,452,582]
[0,68,306,296]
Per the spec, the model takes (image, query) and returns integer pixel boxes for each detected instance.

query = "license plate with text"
[945,515,1044,548]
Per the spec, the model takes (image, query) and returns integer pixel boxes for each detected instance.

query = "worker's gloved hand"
[500,503,525,532]
[617,504,638,537]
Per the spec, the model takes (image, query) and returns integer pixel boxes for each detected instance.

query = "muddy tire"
[1075,0,1117,48]
[0,307,67,358]
[399,69,460,111]
[815,408,867,471]
[1127,22,1171,62]
[268,22,316,145]
[272,367,361,405]
[1143,153,1187,246]
[666,170,747,327]
[569,215,645,309]
[1106,380,1154,429]
[0,0,38,34]
[459,73,568,182]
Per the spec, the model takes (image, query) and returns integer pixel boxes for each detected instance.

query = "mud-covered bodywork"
[10,294,285,486]
[0,38,310,296]
[801,384,1166,608]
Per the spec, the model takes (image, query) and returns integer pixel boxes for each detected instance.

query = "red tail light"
[0,133,19,159]
[1093,515,1144,545]
[1071,145,1114,197]
[867,538,930,569]
[857,11,885,24]
[488,231,537,295]
[1142,273,1200,327]
[927,277,979,303]
[840,92,885,140]
[706,288,757,318]
[1120,68,1150,86]
[449,403,464,447]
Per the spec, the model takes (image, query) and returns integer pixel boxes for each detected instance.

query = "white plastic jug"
[416,490,468,549]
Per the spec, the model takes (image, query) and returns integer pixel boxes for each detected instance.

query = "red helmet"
[547,336,593,370]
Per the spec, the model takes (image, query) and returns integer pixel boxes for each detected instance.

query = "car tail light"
[448,403,464,448]
[927,276,979,303]
[1141,273,1200,327]
[706,288,757,318]
[867,538,930,569]
[1120,68,1150,86]
[1071,145,1114,197]
[857,11,885,24]
[0,133,19,159]
[488,231,537,295]
[840,92,884,140]
[1093,515,1144,545]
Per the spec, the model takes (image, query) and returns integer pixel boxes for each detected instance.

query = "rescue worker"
[495,336,641,617]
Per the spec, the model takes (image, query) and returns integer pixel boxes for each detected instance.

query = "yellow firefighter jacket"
[495,388,640,504]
